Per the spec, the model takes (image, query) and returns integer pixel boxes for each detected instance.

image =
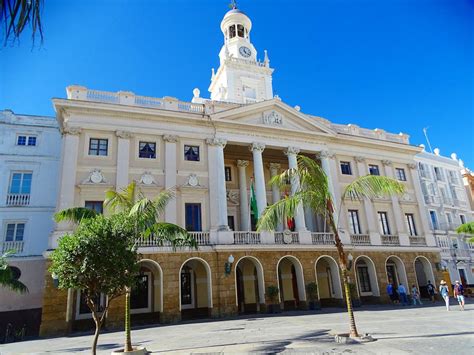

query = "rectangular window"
[16,135,37,146]
[368,164,380,176]
[340,161,352,175]
[85,201,103,214]
[185,203,202,231]
[138,141,156,159]
[5,223,25,241]
[378,211,391,235]
[227,216,235,231]
[348,210,361,234]
[460,214,466,224]
[357,265,372,292]
[396,168,406,181]
[88,138,108,156]
[434,167,443,181]
[77,291,106,316]
[430,211,438,229]
[405,213,417,236]
[225,166,232,182]
[450,186,458,200]
[446,212,452,224]
[184,145,200,161]
[9,172,32,194]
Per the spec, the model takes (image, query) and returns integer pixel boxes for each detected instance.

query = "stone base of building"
[39,248,442,337]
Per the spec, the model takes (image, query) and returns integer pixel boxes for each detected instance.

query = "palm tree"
[55,181,196,352]
[0,250,28,293]
[257,155,405,338]
[1,0,44,45]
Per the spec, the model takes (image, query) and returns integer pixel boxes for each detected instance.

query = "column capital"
[382,159,393,166]
[249,142,265,153]
[163,134,178,143]
[62,126,82,136]
[316,150,335,159]
[285,146,300,156]
[116,130,133,139]
[407,163,417,170]
[268,162,281,171]
[354,156,366,163]
[206,138,227,147]
[237,160,249,168]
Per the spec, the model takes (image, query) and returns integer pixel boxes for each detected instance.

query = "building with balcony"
[40,6,443,336]
[415,149,473,287]
[0,110,61,334]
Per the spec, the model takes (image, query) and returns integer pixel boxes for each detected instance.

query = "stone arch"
[354,255,380,297]
[276,255,306,310]
[234,256,265,313]
[414,256,436,299]
[179,257,213,318]
[314,255,343,305]
[385,255,409,294]
[132,259,163,314]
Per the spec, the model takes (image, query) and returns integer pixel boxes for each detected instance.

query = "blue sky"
[1,0,473,166]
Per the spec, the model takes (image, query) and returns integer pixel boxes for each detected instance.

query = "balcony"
[1,241,24,254]
[311,232,335,246]
[409,236,427,246]
[381,235,400,246]
[233,232,261,245]
[350,234,371,246]
[274,231,299,244]
[6,193,30,206]
[136,232,211,247]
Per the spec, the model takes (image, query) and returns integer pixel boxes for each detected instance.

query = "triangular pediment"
[210,98,335,136]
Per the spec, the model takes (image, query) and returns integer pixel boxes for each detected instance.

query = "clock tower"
[208,4,274,104]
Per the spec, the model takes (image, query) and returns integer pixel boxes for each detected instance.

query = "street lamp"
[347,253,354,271]
[51,272,59,288]
[225,254,235,276]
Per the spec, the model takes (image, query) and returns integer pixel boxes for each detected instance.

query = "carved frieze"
[262,110,283,126]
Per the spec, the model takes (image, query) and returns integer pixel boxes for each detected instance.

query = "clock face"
[239,46,251,58]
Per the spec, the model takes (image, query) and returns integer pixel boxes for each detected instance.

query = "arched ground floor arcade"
[39,249,442,336]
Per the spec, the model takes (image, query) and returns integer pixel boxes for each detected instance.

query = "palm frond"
[342,175,405,201]
[456,221,474,235]
[104,181,137,212]
[257,194,302,231]
[145,223,198,250]
[153,189,176,215]
[54,207,97,223]
[0,266,28,294]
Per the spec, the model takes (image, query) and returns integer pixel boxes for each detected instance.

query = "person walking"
[439,280,450,311]
[387,283,396,304]
[398,283,408,306]
[453,280,465,311]
[411,284,423,306]
[426,280,436,303]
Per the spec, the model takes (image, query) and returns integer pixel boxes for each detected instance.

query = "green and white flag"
[250,177,258,220]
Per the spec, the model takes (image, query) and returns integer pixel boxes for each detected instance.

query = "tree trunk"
[329,210,359,338]
[124,288,133,352]
[92,317,100,355]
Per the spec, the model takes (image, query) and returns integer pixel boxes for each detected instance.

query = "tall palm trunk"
[328,207,359,338]
[124,288,132,351]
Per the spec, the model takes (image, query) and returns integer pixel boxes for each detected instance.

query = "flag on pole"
[250,177,258,220]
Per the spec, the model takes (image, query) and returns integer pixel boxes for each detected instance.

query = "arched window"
[237,24,245,38]
[229,25,236,38]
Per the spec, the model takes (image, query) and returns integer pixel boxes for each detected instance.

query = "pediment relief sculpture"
[262,110,283,126]
[82,169,107,184]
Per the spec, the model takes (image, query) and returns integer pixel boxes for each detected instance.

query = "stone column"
[355,156,382,245]
[249,143,267,219]
[237,160,250,231]
[318,150,351,245]
[269,163,283,231]
[285,147,306,231]
[382,160,409,246]
[163,135,178,224]
[207,138,229,231]
[115,130,131,190]
[408,163,436,246]
[50,126,81,249]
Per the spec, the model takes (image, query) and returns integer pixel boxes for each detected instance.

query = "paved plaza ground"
[2,303,473,354]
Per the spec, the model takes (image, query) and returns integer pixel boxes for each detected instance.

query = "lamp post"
[347,253,354,271]
[51,272,59,288]
[225,254,235,276]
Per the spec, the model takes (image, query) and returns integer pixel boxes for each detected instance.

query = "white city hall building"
[41,6,447,335]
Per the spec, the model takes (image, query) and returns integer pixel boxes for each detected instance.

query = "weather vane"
[229,0,238,9]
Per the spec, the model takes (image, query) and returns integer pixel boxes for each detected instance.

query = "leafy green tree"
[456,221,474,242]
[55,181,197,352]
[1,0,44,45]
[0,250,28,293]
[257,155,405,338]
[49,213,139,355]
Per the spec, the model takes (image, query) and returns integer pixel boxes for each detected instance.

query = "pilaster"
[163,135,178,224]
[115,130,132,190]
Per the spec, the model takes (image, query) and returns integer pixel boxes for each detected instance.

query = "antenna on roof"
[422,127,433,153]
[229,0,238,9]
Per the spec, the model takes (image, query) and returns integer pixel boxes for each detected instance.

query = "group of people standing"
[386,280,466,310]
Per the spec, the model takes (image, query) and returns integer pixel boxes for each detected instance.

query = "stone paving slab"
[1,303,473,354]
